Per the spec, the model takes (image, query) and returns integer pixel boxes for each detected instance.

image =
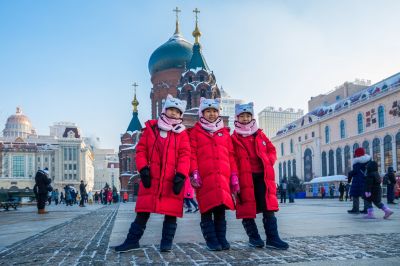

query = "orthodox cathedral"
[118,8,232,198]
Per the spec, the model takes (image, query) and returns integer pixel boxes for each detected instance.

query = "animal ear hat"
[199,97,221,114]
[162,94,187,115]
[235,102,254,117]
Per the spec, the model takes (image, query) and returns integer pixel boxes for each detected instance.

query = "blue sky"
[1,0,399,149]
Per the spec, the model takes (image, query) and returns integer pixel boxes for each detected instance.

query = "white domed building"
[0,108,94,198]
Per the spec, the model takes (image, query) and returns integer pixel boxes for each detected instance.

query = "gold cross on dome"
[173,7,181,21]
[193,8,200,23]
[132,82,138,94]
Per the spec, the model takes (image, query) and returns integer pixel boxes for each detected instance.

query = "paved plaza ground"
[0,199,398,265]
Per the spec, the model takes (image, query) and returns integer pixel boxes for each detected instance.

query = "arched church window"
[344,145,351,174]
[383,135,393,171]
[362,140,370,155]
[372,138,381,172]
[304,148,313,181]
[336,148,343,174]
[321,151,327,176]
[328,150,334,175]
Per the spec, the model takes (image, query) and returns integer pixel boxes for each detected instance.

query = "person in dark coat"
[364,161,394,219]
[347,148,371,214]
[384,167,397,204]
[338,182,345,201]
[79,180,87,207]
[34,168,52,214]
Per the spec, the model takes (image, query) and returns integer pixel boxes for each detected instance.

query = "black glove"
[140,166,151,188]
[173,172,185,195]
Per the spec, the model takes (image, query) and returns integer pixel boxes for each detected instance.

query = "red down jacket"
[189,122,237,213]
[231,129,279,218]
[135,120,191,218]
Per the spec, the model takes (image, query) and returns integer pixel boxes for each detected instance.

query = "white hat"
[199,97,221,114]
[162,94,187,115]
[235,102,254,117]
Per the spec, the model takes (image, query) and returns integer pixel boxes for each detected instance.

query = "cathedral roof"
[148,33,193,75]
[187,43,209,71]
[126,112,142,133]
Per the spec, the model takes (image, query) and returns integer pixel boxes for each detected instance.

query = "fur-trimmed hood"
[352,154,371,166]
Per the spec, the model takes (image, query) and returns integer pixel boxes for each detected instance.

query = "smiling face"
[238,112,253,124]
[203,108,219,122]
[165,107,181,119]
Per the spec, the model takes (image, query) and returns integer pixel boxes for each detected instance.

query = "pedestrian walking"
[364,161,394,219]
[183,178,199,213]
[280,179,287,203]
[188,97,239,252]
[288,178,296,203]
[320,186,326,199]
[345,183,350,201]
[115,95,190,253]
[232,102,288,250]
[348,148,370,214]
[79,180,87,207]
[52,189,59,205]
[329,184,335,198]
[339,182,345,201]
[33,168,52,214]
[383,167,397,204]
[123,191,128,203]
[60,191,65,204]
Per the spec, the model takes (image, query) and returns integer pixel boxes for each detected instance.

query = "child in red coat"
[189,97,240,251]
[115,95,191,253]
[231,102,288,250]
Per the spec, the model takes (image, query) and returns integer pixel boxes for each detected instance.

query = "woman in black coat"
[34,168,52,214]
[348,148,370,214]
[364,161,394,219]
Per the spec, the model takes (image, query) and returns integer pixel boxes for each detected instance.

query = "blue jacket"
[348,154,371,197]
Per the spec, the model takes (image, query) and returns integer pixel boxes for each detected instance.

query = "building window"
[298,136,301,142]
[362,140,370,155]
[283,161,287,178]
[290,139,293,153]
[305,134,308,140]
[12,156,25,177]
[378,105,385,128]
[156,102,159,118]
[328,150,334,176]
[281,143,284,156]
[321,151,327,176]
[279,163,282,179]
[325,125,330,144]
[383,135,393,172]
[304,148,313,181]
[353,143,359,156]
[340,120,346,139]
[312,131,315,138]
[357,113,364,134]
[336,148,343,174]
[372,138,381,172]
[344,145,351,175]
[288,160,292,178]
[292,159,296,177]
[396,133,400,171]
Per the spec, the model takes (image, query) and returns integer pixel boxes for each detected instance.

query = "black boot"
[115,222,145,252]
[200,221,222,251]
[242,219,264,248]
[160,221,177,252]
[214,220,230,250]
[263,216,289,250]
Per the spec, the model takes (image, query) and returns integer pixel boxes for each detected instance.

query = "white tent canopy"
[304,175,347,185]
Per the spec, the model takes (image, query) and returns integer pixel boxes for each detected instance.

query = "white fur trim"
[352,154,371,165]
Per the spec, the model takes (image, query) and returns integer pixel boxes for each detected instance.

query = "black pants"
[184,198,198,210]
[387,184,395,203]
[135,212,177,226]
[201,205,226,222]
[243,211,274,224]
[80,198,85,206]
[36,193,47,210]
